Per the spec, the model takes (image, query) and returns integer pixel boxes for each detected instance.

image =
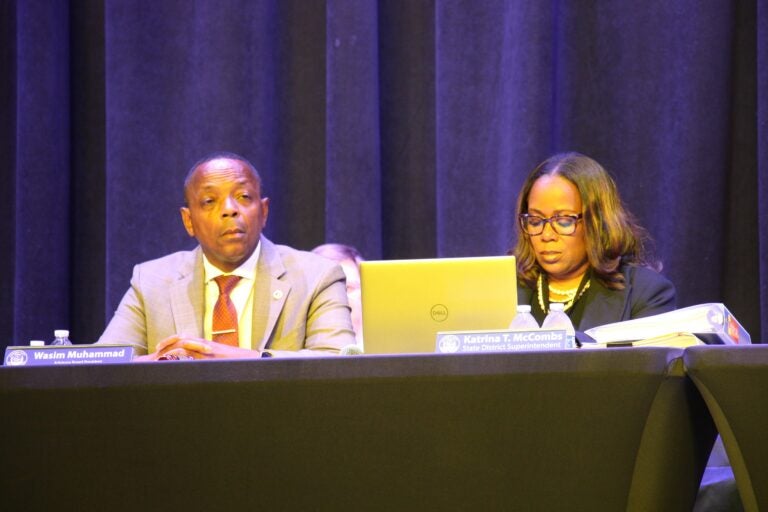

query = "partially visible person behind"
[511,152,676,331]
[98,152,355,360]
[312,243,364,347]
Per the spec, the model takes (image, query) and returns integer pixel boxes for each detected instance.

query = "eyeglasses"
[519,213,583,236]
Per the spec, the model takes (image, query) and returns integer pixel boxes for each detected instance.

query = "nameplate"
[435,329,570,354]
[3,344,135,367]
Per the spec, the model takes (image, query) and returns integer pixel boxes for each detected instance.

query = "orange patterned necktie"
[212,275,242,346]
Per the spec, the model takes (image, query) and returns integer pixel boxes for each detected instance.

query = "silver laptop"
[360,256,517,354]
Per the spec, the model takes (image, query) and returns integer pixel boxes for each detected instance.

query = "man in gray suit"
[97,152,356,360]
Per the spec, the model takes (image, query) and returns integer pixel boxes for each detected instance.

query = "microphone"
[339,344,364,356]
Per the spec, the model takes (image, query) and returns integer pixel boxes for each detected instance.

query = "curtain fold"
[12,0,71,341]
[758,1,768,329]
[326,0,382,256]
[1,0,765,347]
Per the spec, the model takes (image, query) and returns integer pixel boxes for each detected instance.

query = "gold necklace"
[537,274,591,313]
[548,284,579,296]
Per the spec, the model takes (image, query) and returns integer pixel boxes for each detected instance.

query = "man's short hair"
[183,151,263,205]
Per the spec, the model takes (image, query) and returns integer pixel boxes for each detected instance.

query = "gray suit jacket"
[97,236,356,356]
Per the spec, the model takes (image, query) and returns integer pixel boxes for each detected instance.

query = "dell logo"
[430,304,449,322]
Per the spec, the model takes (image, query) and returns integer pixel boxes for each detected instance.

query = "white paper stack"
[583,303,751,346]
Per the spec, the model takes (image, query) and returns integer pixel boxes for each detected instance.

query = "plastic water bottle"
[541,303,576,348]
[508,305,540,330]
[50,329,72,346]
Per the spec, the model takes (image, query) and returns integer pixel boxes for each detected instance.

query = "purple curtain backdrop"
[1,0,766,347]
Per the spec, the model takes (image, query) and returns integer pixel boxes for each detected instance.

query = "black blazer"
[517,264,677,332]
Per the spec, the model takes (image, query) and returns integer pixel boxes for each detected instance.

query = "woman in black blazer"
[511,152,676,332]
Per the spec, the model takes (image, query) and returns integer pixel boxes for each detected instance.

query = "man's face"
[181,158,269,272]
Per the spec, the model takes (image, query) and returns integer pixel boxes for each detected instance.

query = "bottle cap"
[30,340,46,347]
[54,329,70,338]
[549,303,565,311]
[517,304,532,313]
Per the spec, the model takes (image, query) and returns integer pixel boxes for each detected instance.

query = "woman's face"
[526,175,589,283]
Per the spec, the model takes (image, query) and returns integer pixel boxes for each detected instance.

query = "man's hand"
[134,335,263,361]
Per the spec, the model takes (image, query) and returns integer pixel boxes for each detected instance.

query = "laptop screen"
[360,256,517,354]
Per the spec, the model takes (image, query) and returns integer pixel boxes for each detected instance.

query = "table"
[1,348,715,511]
[685,345,768,512]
